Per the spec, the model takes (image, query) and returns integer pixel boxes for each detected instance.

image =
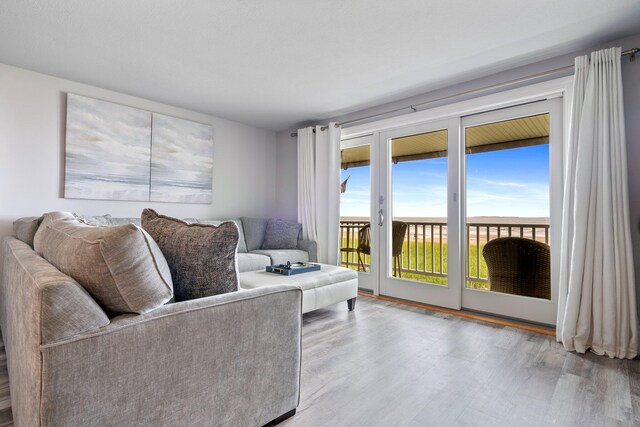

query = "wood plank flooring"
[282,296,640,427]
[0,296,637,426]
[0,338,12,427]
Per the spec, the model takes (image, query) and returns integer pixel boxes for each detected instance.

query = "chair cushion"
[250,249,309,266]
[13,216,43,247]
[141,209,239,301]
[198,219,248,253]
[261,219,301,250]
[241,217,268,251]
[33,211,174,314]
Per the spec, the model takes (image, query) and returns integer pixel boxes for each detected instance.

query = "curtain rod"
[290,47,638,138]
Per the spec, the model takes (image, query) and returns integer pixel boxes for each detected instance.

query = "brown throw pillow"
[33,212,174,314]
[141,209,239,301]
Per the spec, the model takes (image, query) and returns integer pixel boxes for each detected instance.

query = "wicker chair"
[391,221,408,277]
[356,221,408,277]
[482,237,550,299]
[356,224,371,272]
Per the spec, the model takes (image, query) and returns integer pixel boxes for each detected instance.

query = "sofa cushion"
[250,249,309,266]
[241,217,268,251]
[199,219,248,253]
[13,216,43,247]
[237,253,271,272]
[261,219,301,250]
[141,209,239,301]
[33,212,174,314]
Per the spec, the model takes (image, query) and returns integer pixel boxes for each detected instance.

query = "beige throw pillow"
[13,216,43,247]
[33,211,174,314]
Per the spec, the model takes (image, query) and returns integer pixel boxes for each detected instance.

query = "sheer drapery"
[557,47,638,359]
[297,127,317,242]
[297,123,341,265]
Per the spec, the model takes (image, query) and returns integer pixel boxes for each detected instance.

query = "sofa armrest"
[297,239,317,262]
[39,285,302,426]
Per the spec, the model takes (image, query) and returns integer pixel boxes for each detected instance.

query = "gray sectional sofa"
[0,214,303,426]
[191,217,317,272]
[79,215,317,272]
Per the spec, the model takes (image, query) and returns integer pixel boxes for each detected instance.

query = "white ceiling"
[1,1,639,131]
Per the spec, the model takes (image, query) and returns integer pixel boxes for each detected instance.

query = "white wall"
[0,63,278,238]
[276,32,640,310]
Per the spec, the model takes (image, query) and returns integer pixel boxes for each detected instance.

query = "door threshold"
[357,291,555,336]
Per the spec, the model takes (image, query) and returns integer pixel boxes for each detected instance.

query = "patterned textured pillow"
[261,219,302,249]
[141,209,239,301]
[198,219,248,253]
[33,211,174,314]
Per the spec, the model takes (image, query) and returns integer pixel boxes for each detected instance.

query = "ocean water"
[64,176,150,201]
[150,183,212,204]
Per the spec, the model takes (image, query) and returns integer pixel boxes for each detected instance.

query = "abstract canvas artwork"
[64,94,152,201]
[64,94,214,204]
[150,114,214,203]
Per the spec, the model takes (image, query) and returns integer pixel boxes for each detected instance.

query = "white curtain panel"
[557,47,638,359]
[297,123,341,265]
[297,127,318,242]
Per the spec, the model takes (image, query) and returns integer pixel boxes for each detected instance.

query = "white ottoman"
[239,264,358,314]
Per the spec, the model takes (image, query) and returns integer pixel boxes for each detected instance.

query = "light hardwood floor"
[0,296,637,426]
[283,296,639,427]
[0,338,12,427]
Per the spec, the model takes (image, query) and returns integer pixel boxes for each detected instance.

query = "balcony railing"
[339,220,550,285]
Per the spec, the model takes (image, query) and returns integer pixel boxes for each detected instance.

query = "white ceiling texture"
[1,1,639,131]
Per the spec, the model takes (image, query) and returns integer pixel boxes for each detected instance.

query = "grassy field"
[340,239,490,290]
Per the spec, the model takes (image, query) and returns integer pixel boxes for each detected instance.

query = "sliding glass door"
[338,97,562,325]
[461,100,562,324]
[340,135,376,291]
[378,119,461,309]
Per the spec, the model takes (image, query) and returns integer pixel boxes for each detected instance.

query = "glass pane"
[465,113,551,300]
[390,129,448,286]
[340,143,371,273]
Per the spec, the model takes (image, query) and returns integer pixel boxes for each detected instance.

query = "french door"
[377,119,462,309]
[460,99,561,325]
[339,99,562,325]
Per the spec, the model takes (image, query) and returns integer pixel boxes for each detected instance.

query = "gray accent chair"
[0,235,302,426]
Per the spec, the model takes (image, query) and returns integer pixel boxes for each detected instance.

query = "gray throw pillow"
[141,209,239,302]
[261,219,302,249]
[13,216,43,247]
[241,217,268,251]
[33,211,174,314]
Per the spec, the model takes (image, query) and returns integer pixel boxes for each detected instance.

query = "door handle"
[378,209,384,227]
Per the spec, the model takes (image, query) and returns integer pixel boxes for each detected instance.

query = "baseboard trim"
[358,291,555,336]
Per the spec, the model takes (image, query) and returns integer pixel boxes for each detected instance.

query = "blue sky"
[340,144,549,218]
